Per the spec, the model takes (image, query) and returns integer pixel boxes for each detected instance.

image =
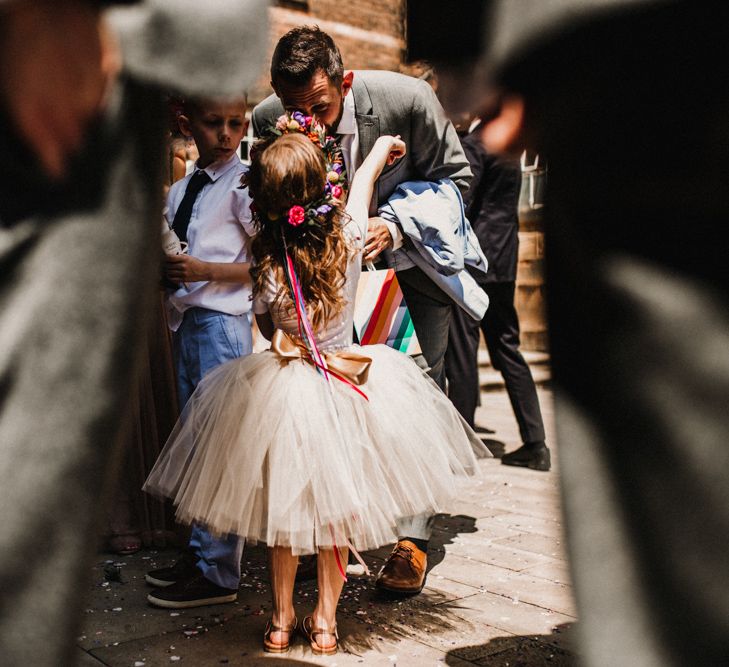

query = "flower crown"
[251,111,347,229]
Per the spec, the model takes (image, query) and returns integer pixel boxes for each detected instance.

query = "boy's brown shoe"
[375,540,427,595]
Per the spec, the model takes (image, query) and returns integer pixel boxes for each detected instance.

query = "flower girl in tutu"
[144,118,487,655]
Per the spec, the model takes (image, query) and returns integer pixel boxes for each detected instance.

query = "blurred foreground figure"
[0,1,268,664]
[412,0,729,664]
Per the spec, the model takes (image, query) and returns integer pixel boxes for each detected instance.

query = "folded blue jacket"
[378,179,489,320]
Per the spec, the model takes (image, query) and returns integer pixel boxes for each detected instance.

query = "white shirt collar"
[335,91,356,136]
[198,152,241,182]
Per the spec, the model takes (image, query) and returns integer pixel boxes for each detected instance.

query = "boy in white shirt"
[146,96,254,609]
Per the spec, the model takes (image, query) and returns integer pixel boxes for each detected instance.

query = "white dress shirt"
[336,91,359,180]
[336,86,403,250]
[165,152,255,331]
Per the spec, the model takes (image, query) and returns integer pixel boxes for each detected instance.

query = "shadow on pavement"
[294,514,486,656]
[481,437,506,458]
[427,513,478,572]
[445,622,578,666]
[337,585,497,657]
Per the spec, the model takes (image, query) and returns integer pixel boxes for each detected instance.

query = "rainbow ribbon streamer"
[283,251,329,380]
[282,250,369,401]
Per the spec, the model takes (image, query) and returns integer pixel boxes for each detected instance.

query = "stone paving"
[76,386,578,667]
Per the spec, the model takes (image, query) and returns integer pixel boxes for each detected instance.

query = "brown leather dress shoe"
[375,540,427,595]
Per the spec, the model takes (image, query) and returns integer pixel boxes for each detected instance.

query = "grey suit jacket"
[252,70,472,214]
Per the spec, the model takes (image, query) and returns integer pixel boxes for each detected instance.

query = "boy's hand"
[164,254,210,283]
[164,255,250,285]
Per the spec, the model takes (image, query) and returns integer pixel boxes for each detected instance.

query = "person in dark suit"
[445,118,550,471]
[252,26,475,597]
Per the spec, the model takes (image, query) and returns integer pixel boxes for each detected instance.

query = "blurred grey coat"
[0,2,269,665]
[475,2,729,666]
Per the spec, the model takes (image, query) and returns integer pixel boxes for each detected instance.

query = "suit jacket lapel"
[352,74,379,162]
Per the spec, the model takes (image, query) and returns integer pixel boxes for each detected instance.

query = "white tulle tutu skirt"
[144,343,488,555]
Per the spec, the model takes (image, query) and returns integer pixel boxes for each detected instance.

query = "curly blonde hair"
[247,132,353,331]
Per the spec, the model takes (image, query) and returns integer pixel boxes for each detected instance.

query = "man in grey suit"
[252,26,472,596]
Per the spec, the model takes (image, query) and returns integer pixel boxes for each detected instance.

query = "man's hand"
[164,254,210,284]
[364,216,394,262]
[0,1,121,180]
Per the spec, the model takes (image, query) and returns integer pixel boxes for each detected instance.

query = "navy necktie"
[172,170,212,243]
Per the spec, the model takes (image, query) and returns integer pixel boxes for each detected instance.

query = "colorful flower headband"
[252,111,347,229]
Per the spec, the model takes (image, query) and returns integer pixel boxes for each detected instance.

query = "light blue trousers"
[173,307,252,589]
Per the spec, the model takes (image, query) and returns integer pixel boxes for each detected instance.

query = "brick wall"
[516,195,548,352]
[516,225,547,351]
[249,1,406,104]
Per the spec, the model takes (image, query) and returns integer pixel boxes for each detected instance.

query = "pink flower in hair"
[288,205,306,226]
[331,185,343,199]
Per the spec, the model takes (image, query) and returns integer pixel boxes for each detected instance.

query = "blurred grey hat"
[107,0,270,97]
[481,0,661,74]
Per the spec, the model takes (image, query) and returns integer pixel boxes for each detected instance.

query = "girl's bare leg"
[312,547,348,649]
[268,546,298,644]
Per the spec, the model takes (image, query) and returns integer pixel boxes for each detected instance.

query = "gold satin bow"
[271,329,372,386]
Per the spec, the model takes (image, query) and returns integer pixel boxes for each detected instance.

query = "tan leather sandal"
[263,616,297,653]
[302,615,338,656]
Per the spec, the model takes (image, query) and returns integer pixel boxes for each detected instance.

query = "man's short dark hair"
[271,26,344,89]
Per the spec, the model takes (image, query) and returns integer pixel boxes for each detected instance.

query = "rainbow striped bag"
[353,264,422,355]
